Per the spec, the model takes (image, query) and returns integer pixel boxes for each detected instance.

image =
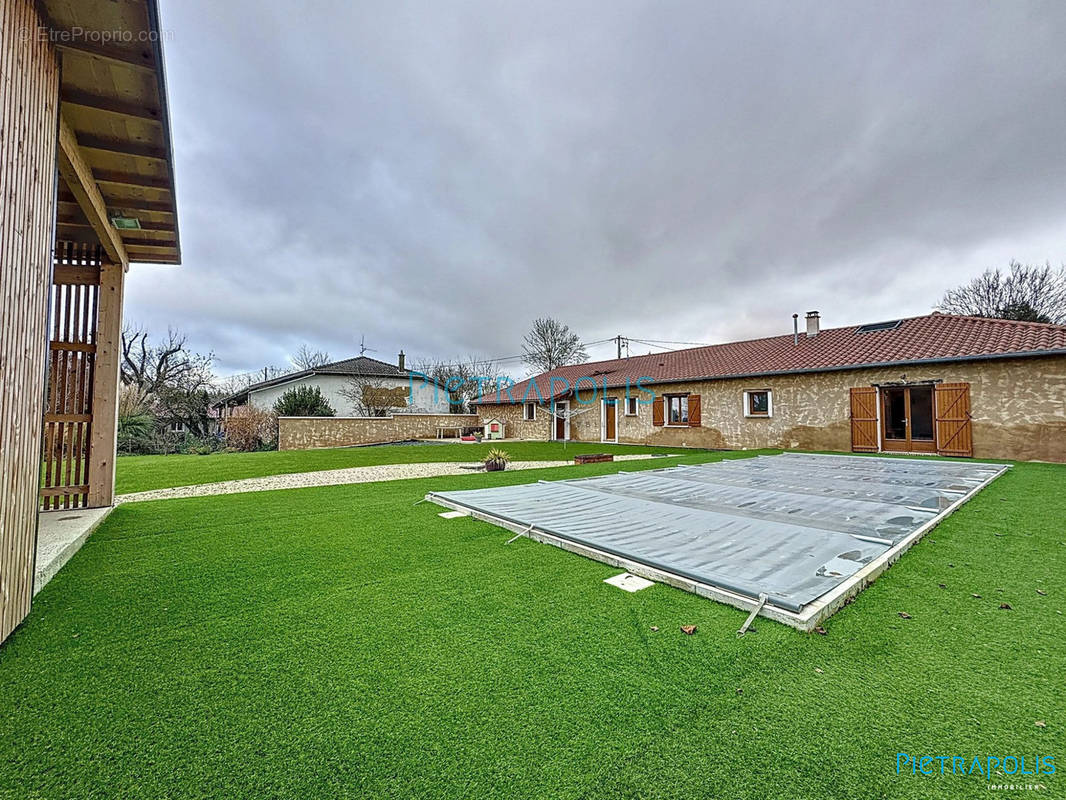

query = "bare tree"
[339,374,409,417]
[121,325,211,396]
[522,318,589,374]
[938,261,1066,324]
[414,356,505,413]
[290,344,332,370]
[120,324,216,436]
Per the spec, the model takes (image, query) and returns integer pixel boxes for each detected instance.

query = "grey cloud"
[125,0,1066,374]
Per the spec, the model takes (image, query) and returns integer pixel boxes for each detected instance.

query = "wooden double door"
[849,383,974,457]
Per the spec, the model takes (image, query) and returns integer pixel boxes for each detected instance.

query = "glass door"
[881,386,937,452]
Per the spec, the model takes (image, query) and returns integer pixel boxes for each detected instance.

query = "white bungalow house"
[216,352,451,417]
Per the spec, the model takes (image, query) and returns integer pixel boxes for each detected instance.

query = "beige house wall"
[478,401,553,441]
[279,413,478,450]
[476,355,1066,462]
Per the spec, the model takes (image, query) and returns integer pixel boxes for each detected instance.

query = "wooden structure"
[574,453,613,465]
[849,382,973,458]
[0,0,180,644]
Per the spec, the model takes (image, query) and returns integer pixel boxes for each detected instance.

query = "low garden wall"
[278,414,479,450]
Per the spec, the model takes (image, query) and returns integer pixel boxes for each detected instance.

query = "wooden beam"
[122,240,179,251]
[55,41,156,74]
[87,263,124,508]
[60,88,162,123]
[91,169,171,192]
[57,115,129,268]
[52,265,101,285]
[60,193,175,215]
[76,133,168,162]
[58,214,175,233]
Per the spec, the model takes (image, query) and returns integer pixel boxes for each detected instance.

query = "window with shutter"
[665,394,688,425]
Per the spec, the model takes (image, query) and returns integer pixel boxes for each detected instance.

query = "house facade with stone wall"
[474,313,1066,463]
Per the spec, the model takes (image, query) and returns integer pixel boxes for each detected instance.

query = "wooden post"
[87,262,125,507]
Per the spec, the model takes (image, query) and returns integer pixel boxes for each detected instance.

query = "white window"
[666,394,689,425]
[743,390,772,418]
[625,396,638,416]
[523,402,537,421]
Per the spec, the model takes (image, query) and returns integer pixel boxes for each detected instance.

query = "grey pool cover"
[429,453,1008,614]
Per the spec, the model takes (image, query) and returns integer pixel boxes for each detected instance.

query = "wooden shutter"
[849,387,878,452]
[935,382,973,457]
[652,397,664,426]
[687,394,701,427]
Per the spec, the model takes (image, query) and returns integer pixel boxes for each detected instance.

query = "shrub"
[273,385,335,417]
[117,386,155,454]
[223,406,278,452]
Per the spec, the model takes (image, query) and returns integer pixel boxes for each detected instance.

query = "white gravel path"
[115,454,672,505]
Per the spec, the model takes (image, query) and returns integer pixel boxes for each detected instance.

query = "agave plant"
[484,448,510,472]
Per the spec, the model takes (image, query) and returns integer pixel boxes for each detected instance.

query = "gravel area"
[115,454,671,505]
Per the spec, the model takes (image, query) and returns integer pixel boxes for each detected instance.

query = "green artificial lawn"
[2,454,1063,798]
[115,441,697,494]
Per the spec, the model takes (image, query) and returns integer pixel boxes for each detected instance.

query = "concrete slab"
[34,507,111,594]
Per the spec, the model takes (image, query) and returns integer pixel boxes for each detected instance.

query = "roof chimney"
[397,350,405,370]
[805,311,820,338]
[792,313,799,346]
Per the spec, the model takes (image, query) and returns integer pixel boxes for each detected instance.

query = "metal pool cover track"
[426,453,1010,631]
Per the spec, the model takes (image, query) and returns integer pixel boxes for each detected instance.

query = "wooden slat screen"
[849,387,879,452]
[41,242,101,510]
[935,382,974,458]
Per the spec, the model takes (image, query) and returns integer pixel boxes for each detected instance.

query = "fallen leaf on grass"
[972,594,982,599]
[650,626,659,632]
[898,612,912,619]
[814,626,827,636]
[1036,589,1047,596]
[999,603,1013,610]
[938,583,947,589]
[1035,720,1047,728]
[680,625,697,635]
[815,668,824,674]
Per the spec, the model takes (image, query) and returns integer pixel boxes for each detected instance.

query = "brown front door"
[554,401,568,440]
[881,385,937,453]
[603,399,617,442]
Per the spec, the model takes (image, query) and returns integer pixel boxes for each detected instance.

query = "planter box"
[574,453,613,465]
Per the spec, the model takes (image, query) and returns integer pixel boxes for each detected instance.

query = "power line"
[627,336,715,347]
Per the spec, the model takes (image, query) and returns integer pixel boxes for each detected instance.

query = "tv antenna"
[359,334,377,356]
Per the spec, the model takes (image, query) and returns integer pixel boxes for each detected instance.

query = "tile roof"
[477,313,1066,404]
[217,355,412,406]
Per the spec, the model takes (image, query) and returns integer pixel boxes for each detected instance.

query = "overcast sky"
[127,0,1066,376]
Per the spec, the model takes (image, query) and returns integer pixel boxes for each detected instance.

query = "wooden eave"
[39,0,181,265]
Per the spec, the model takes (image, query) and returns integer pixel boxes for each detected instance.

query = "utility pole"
[616,334,623,359]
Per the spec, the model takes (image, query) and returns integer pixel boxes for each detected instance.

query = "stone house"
[473,312,1066,462]
[216,353,451,418]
